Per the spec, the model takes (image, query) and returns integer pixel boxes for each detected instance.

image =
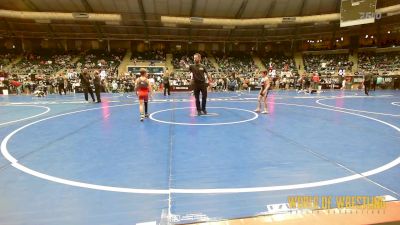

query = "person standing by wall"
[162,71,171,96]
[312,72,320,92]
[372,72,378,91]
[364,71,372,96]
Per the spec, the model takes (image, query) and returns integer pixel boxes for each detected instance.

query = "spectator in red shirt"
[312,72,320,91]
[10,79,22,95]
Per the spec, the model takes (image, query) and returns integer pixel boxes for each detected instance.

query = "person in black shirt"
[162,71,171,96]
[57,74,66,95]
[364,71,372,96]
[2,79,9,92]
[189,53,208,116]
[93,71,102,103]
[80,68,95,102]
[372,74,378,91]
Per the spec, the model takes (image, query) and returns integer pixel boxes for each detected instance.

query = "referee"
[162,71,171,96]
[93,71,102,103]
[363,70,372,96]
[189,53,208,116]
[80,68,95,103]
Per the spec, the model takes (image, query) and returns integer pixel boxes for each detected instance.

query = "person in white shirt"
[148,75,156,91]
[112,80,118,93]
[100,70,107,80]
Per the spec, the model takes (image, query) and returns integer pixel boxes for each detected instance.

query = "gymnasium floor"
[0,89,399,225]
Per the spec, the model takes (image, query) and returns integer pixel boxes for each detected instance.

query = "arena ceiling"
[0,0,399,42]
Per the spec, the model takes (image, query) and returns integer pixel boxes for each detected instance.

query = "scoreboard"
[340,0,378,27]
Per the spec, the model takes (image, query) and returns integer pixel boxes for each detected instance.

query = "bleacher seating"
[358,52,400,73]
[131,50,165,61]
[303,54,353,75]
[76,49,126,73]
[260,53,297,73]
[0,51,19,68]
[11,50,77,76]
[214,52,257,75]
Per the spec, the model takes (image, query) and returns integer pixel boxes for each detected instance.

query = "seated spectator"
[214,51,258,76]
[227,75,238,91]
[131,50,166,61]
[358,52,400,73]
[303,54,352,75]
[260,53,297,75]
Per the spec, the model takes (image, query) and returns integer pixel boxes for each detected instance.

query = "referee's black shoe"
[197,110,202,116]
[202,110,207,115]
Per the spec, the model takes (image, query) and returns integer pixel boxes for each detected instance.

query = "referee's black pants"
[364,81,370,95]
[83,85,95,102]
[58,84,66,95]
[164,83,171,96]
[94,85,101,102]
[193,83,207,112]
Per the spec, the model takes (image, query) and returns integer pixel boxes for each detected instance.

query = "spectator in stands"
[45,77,52,95]
[64,76,70,94]
[9,78,22,95]
[22,79,31,94]
[112,80,118,93]
[209,76,217,92]
[341,77,346,90]
[236,75,242,91]
[103,79,110,93]
[216,78,224,92]
[304,54,351,75]
[227,74,238,91]
[243,77,250,92]
[304,75,311,93]
[148,75,156,91]
[0,79,6,94]
[222,75,227,91]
